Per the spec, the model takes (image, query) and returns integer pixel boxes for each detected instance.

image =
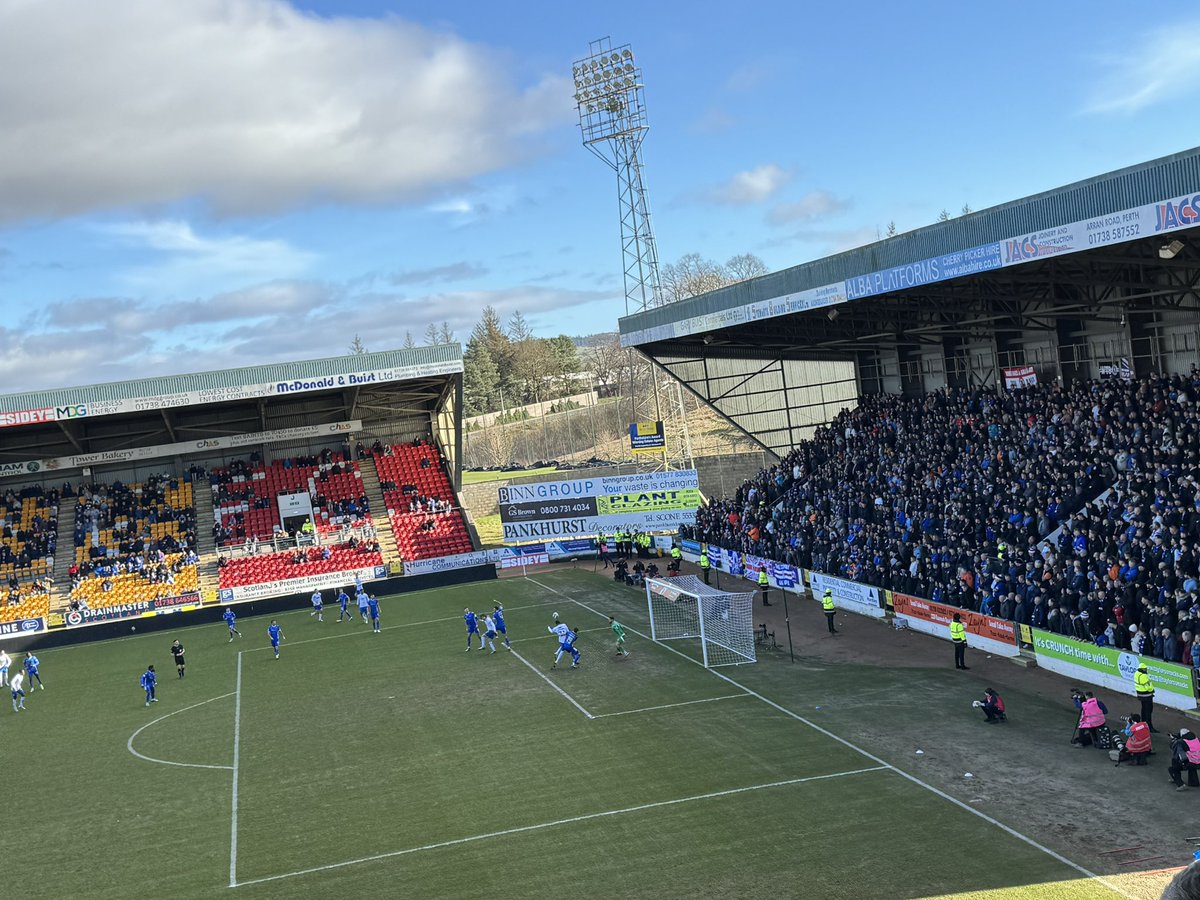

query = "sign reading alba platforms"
[498,470,700,542]
[1030,628,1197,710]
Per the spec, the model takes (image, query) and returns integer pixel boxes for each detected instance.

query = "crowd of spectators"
[684,372,1200,666]
[0,483,60,570]
[74,476,196,558]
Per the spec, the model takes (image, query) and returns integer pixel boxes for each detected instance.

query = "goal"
[644,575,757,667]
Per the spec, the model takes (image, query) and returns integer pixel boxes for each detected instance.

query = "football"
[552,612,560,621]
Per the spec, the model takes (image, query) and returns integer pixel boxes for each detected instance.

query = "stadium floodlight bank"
[645,575,757,667]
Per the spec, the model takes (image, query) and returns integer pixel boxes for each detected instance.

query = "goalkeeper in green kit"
[609,616,630,659]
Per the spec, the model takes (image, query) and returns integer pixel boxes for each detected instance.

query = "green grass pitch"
[7,568,1130,899]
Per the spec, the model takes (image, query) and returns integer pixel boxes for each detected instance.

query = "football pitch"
[10,568,1144,899]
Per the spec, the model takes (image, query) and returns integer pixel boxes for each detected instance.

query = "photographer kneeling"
[1168,728,1200,791]
[1071,690,1108,748]
[1115,713,1151,766]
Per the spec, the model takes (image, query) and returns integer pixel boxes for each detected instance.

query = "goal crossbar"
[644,576,757,667]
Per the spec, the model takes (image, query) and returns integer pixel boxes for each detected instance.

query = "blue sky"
[0,0,1196,392]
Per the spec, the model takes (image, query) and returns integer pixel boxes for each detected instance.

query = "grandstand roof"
[620,145,1200,347]
[0,344,462,423]
[0,345,465,473]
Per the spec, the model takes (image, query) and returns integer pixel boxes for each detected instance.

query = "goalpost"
[644,576,757,667]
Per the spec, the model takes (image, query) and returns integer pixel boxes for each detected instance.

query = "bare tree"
[724,253,768,283]
[587,336,627,392]
[885,221,898,237]
[423,322,441,345]
[659,253,731,305]
[937,209,950,222]
[961,203,973,216]
[348,335,368,355]
[437,321,455,345]
[403,331,415,349]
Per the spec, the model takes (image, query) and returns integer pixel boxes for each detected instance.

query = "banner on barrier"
[0,617,48,639]
[808,571,885,618]
[403,551,490,576]
[1030,628,1197,710]
[681,539,701,556]
[219,566,386,603]
[891,592,1018,657]
[500,553,549,569]
[64,601,154,627]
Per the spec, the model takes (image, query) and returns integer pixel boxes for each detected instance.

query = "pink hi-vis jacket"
[1078,697,1105,729]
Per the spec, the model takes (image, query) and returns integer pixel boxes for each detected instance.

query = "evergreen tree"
[463,337,500,415]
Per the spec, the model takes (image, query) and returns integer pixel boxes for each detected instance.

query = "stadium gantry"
[619,145,1200,458]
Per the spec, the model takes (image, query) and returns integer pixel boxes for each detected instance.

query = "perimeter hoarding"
[891,592,1018,657]
[498,470,699,542]
[1029,628,1196,710]
[807,571,885,619]
[218,566,386,604]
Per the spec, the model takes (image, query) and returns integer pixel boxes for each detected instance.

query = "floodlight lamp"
[610,53,620,63]
[1161,239,1185,260]
[622,48,632,58]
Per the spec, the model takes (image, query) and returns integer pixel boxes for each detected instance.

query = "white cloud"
[102,220,315,288]
[766,191,850,226]
[0,0,572,222]
[9,279,616,393]
[1084,22,1200,114]
[707,164,792,205]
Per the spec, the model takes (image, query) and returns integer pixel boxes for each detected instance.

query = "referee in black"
[170,640,186,678]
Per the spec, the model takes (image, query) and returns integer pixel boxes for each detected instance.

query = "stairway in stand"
[192,478,221,600]
[50,496,78,611]
[359,459,403,571]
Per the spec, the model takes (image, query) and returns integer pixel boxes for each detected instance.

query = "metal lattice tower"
[573,37,663,317]
[574,37,678,463]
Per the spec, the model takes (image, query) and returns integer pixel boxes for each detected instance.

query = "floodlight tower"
[573,36,669,457]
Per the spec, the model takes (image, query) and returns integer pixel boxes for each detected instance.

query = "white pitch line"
[528,573,1136,900]
[229,651,244,889]
[232,765,888,888]
[591,693,750,719]
[126,691,236,770]
[238,598,560,655]
[509,648,594,719]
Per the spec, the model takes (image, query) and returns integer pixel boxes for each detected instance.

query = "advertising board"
[498,470,699,542]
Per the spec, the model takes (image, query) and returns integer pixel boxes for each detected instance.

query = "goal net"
[644,575,757,667]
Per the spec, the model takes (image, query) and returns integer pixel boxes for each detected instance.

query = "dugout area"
[4,566,1177,899]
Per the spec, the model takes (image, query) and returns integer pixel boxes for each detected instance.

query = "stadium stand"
[684,372,1200,666]
[69,476,200,610]
[373,442,473,559]
[0,484,59,587]
[210,454,371,546]
[217,544,383,589]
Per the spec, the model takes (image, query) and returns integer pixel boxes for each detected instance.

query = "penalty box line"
[230,765,888,888]
[509,648,594,719]
[528,573,1139,900]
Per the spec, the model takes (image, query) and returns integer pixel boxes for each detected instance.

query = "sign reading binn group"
[498,470,700,543]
